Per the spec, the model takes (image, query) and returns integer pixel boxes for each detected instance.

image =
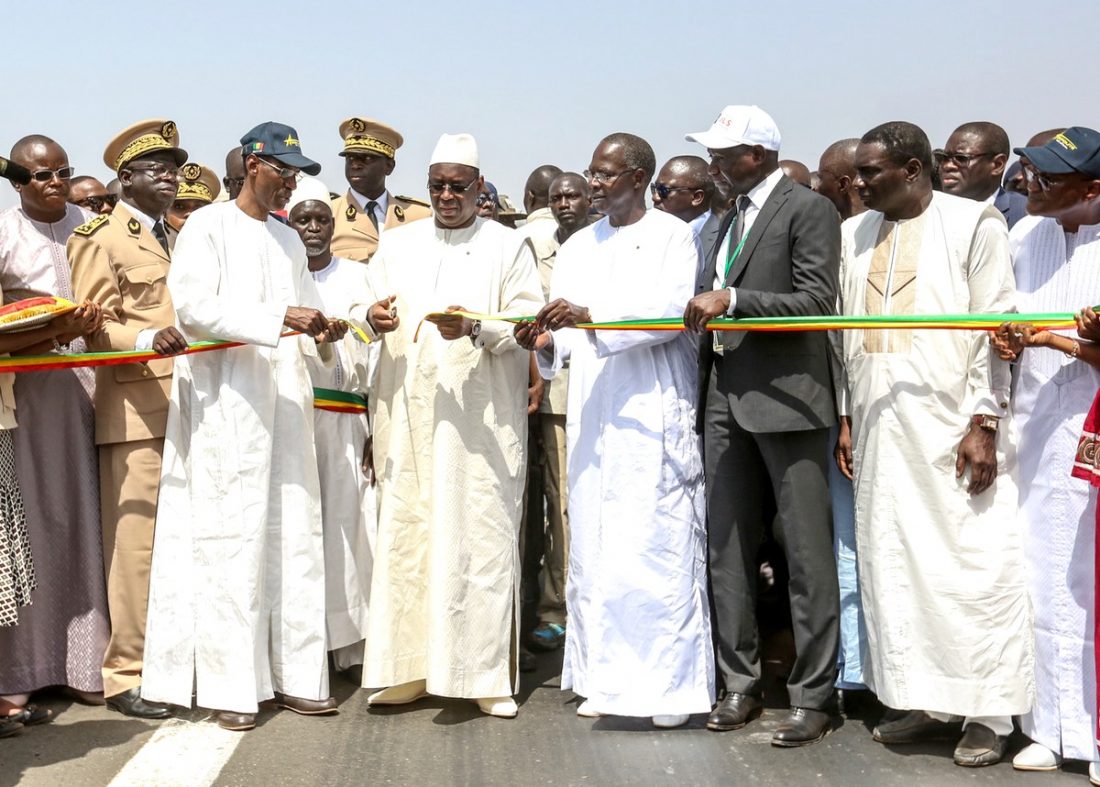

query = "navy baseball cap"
[1014,127,1100,178]
[239,121,321,176]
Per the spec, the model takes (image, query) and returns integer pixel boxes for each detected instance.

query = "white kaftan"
[537,210,714,717]
[309,256,377,656]
[355,217,543,698]
[1012,216,1100,761]
[142,202,330,714]
[835,192,1033,717]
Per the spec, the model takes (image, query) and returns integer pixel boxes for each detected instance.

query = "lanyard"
[722,228,749,282]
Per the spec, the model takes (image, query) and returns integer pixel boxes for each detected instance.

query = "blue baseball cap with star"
[239,121,321,176]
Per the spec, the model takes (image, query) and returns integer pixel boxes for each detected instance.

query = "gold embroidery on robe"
[863,213,926,354]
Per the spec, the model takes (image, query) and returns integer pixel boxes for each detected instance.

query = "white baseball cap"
[685,105,782,152]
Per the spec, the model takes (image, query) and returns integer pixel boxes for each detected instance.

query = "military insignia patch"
[127,218,141,234]
[346,205,356,221]
[394,205,405,221]
[181,163,201,181]
[161,121,176,141]
[350,118,366,134]
[73,215,109,236]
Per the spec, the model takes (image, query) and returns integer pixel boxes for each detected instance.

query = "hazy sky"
[2,1,1095,210]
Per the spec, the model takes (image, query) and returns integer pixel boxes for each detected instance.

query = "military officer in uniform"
[164,162,220,251]
[330,117,430,262]
[68,119,191,719]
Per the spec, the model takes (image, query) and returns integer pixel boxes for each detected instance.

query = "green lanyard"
[722,228,749,282]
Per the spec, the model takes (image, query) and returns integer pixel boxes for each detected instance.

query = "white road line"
[107,717,244,787]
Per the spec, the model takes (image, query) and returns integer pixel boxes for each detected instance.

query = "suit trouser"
[704,368,839,710]
[537,413,568,626]
[99,438,163,698]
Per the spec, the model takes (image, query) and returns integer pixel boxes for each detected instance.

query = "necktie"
[364,201,379,232]
[722,195,751,283]
[152,220,170,254]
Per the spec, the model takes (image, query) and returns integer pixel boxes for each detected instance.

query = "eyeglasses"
[127,163,179,180]
[1020,165,1079,193]
[426,177,479,195]
[934,151,995,168]
[476,194,498,206]
[74,195,118,212]
[255,157,303,182]
[223,176,244,189]
[29,166,75,183]
[650,183,698,199]
[583,168,637,185]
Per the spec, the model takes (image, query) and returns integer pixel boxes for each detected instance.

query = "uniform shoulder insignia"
[395,195,430,208]
[345,205,357,221]
[127,218,141,234]
[73,215,109,237]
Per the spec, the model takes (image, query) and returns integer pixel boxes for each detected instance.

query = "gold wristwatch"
[971,414,999,433]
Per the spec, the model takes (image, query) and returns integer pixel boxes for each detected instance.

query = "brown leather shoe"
[215,711,256,731]
[873,710,961,744]
[953,723,1007,767]
[772,707,831,747]
[274,693,338,716]
[706,692,762,731]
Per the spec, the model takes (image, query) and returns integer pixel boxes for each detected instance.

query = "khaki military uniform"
[330,190,430,262]
[68,201,175,698]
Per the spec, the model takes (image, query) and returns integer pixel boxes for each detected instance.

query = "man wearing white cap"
[352,133,543,718]
[287,177,377,685]
[682,105,841,746]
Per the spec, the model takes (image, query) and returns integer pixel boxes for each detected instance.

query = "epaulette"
[395,195,430,208]
[73,215,109,237]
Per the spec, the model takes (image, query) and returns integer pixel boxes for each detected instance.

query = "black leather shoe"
[105,688,173,720]
[216,711,256,731]
[873,710,961,744]
[953,723,1007,767]
[706,692,762,731]
[772,707,831,747]
[274,693,338,715]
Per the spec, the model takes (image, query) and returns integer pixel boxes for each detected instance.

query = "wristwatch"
[469,319,482,344]
[971,414,999,433]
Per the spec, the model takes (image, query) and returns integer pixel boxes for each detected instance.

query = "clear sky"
[1,0,1095,210]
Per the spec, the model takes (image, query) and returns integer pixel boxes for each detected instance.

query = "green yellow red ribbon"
[313,387,368,414]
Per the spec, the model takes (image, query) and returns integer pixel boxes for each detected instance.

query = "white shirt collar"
[743,167,785,210]
[351,189,388,218]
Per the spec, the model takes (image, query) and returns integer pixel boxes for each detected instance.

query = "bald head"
[779,159,812,188]
[10,134,63,167]
[653,155,713,222]
[224,146,246,199]
[68,176,113,215]
[816,138,864,220]
[1027,128,1065,148]
[939,121,1011,200]
[524,164,564,213]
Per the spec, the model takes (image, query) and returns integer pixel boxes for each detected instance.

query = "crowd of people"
[0,104,1098,782]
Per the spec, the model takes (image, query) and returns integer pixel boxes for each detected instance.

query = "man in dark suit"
[683,105,840,747]
[938,122,1027,228]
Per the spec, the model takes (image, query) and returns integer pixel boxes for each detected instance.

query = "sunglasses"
[255,157,303,182]
[75,195,118,212]
[933,151,995,167]
[650,183,698,199]
[29,166,75,183]
[427,177,479,195]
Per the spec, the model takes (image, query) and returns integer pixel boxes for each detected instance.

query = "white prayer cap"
[286,176,332,214]
[429,133,479,169]
[685,105,781,152]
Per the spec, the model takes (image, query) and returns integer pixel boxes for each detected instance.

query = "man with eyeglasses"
[69,176,116,216]
[68,118,191,721]
[682,105,841,747]
[653,155,714,232]
[223,146,246,201]
[331,118,430,264]
[987,127,1100,779]
[141,121,346,731]
[0,134,109,715]
[837,121,1029,767]
[352,132,542,719]
[938,122,1027,228]
[515,133,714,730]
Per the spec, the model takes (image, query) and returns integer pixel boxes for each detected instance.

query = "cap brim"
[1013,145,1077,174]
[272,152,322,176]
[685,130,746,150]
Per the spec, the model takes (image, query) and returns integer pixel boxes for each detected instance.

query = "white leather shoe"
[1012,742,1060,771]
[652,714,689,729]
[366,680,428,706]
[1090,760,1100,785]
[576,700,601,718]
[475,696,518,718]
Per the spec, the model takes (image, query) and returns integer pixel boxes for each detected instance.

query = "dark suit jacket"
[698,174,840,434]
[994,188,1028,230]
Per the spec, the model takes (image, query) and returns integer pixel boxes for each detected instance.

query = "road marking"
[107,717,244,787]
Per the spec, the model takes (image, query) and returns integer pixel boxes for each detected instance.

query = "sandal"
[0,718,23,738]
[0,698,53,727]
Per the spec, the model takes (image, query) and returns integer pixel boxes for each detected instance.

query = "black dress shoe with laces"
[772,707,831,747]
[706,692,762,731]
[105,688,173,720]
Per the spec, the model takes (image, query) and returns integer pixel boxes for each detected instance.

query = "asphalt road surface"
[2,652,1089,786]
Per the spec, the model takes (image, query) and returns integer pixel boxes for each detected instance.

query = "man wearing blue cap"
[141,122,348,731]
[990,127,1100,780]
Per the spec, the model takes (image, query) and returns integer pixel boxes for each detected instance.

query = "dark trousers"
[704,366,839,710]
